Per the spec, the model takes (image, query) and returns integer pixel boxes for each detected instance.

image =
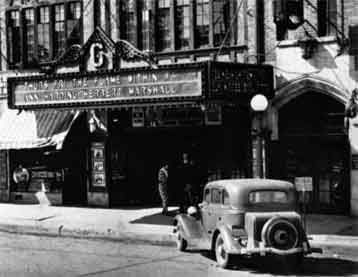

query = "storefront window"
[175,0,190,50]
[157,0,171,51]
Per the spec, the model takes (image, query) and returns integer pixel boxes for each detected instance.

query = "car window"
[212,188,222,204]
[204,188,211,203]
[249,190,288,204]
[223,190,230,205]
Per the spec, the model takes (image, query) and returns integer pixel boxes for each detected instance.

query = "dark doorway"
[107,106,251,207]
[272,92,350,214]
[62,113,88,206]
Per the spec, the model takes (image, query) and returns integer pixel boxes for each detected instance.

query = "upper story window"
[141,0,153,51]
[37,6,51,62]
[157,0,171,51]
[6,1,82,68]
[175,0,190,50]
[66,2,82,49]
[121,0,137,46]
[24,8,35,65]
[213,0,230,47]
[54,4,66,58]
[317,0,337,37]
[117,0,235,52]
[195,0,210,48]
[6,10,21,65]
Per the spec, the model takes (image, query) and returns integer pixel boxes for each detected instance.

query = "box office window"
[6,1,82,68]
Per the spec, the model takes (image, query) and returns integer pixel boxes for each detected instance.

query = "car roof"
[205,178,295,195]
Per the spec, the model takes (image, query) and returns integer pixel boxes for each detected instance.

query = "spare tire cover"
[261,217,298,250]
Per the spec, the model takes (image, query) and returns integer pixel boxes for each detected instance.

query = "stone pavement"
[0,203,357,248]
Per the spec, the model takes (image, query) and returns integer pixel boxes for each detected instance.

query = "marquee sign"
[7,62,273,109]
[8,67,203,109]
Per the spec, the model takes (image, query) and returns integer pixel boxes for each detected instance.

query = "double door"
[271,135,350,214]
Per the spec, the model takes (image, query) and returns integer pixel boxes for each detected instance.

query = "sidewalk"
[0,203,358,248]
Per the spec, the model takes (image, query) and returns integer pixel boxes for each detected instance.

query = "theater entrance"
[107,105,251,207]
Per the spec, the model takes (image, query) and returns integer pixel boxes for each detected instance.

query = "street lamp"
[250,94,269,179]
[250,94,268,112]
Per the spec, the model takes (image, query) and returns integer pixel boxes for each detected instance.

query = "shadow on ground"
[218,256,358,276]
[130,210,178,226]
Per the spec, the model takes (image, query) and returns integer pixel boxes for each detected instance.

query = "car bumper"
[227,241,323,256]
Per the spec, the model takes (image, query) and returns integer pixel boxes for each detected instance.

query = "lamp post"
[250,94,269,179]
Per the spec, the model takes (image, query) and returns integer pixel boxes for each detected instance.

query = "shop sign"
[9,69,202,109]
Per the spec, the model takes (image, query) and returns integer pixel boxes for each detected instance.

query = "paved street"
[1,232,358,277]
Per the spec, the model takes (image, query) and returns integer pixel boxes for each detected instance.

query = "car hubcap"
[217,238,227,262]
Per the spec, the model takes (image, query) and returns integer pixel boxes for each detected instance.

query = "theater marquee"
[7,62,273,110]
[8,66,203,109]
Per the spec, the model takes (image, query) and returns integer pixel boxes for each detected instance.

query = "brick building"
[0,0,357,215]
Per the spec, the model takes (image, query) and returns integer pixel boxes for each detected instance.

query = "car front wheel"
[215,233,233,269]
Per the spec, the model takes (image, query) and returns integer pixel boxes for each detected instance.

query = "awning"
[0,101,79,150]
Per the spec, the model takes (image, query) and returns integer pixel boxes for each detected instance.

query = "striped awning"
[0,101,79,150]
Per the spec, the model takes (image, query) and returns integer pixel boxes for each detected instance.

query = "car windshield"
[249,190,288,204]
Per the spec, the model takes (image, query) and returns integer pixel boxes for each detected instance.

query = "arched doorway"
[270,92,350,214]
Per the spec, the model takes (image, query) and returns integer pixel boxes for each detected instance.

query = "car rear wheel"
[175,226,187,251]
[215,233,233,269]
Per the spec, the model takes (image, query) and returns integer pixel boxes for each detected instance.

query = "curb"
[0,223,176,247]
[309,234,358,247]
[1,222,358,249]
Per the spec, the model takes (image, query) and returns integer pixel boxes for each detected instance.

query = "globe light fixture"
[250,94,268,112]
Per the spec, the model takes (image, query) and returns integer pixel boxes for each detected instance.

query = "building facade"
[0,0,357,215]
[262,0,358,215]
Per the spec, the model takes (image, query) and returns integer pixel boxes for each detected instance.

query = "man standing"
[158,163,169,215]
[178,153,195,213]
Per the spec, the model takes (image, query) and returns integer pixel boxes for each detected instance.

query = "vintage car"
[173,179,322,268]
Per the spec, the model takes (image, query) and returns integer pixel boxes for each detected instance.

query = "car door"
[201,187,221,236]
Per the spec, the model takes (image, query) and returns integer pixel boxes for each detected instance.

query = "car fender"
[214,224,241,254]
[173,214,204,240]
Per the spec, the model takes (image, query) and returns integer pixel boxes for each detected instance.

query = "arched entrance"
[270,78,350,214]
